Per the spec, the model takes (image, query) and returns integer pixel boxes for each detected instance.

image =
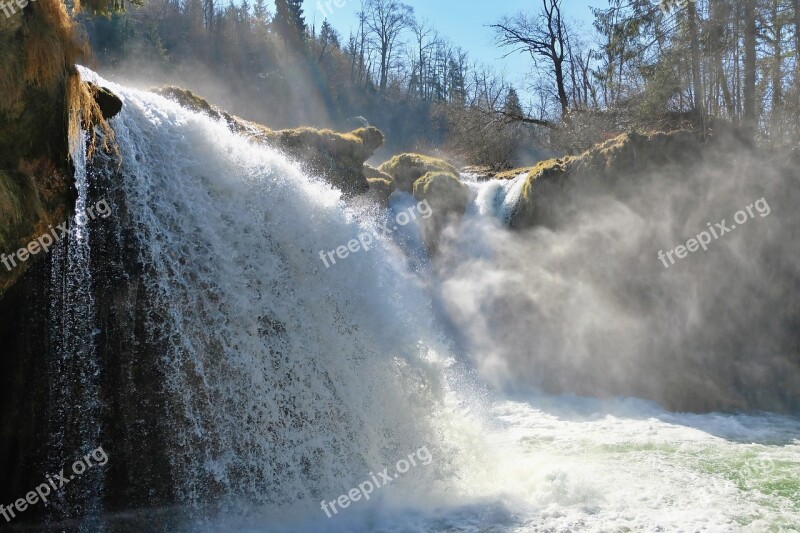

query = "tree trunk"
[554,56,569,121]
[743,0,758,132]
[688,2,706,122]
[711,0,736,117]
[771,0,783,144]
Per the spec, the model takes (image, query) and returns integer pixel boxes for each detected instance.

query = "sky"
[303,0,601,101]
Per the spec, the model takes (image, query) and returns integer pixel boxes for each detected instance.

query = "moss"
[351,127,385,155]
[378,153,458,193]
[0,168,70,297]
[412,171,470,211]
[579,130,701,177]
[365,177,395,207]
[155,86,383,197]
[155,86,228,121]
[494,167,535,180]
[364,164,394,183]
[509,130,703,229]
[412,171,471,253]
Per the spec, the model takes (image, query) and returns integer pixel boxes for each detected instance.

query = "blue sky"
[303,0,601,101]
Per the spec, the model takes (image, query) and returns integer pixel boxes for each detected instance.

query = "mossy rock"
[412,171,471,253]
[508,130,703,229]
[89,83,123,119]
[579,130,701,178]
[509,157,576,228]
[0,2,81,299]
[494,167,535,180]
[365,177,395,207]
[154,87,235,126]
[364,163,394,183]
[378,153,458,193]
[155,86,384,197]
[412,171,470,214]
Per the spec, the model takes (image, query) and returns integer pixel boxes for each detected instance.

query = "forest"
[79,0,800,168]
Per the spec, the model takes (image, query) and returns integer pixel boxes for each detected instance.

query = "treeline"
[79,0,542,167]
[494,0,800,149]
[79,0,800,170]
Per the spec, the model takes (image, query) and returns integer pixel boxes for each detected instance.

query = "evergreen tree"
[273,0,306,44]
[503,87,524,118]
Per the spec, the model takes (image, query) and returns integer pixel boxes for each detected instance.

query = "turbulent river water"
[69,71,800,532]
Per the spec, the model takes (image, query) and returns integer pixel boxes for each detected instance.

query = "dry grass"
[22,0,87,88]
[67,73,114,156]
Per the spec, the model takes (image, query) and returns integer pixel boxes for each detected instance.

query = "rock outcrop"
[377,153,459,193]
[0,0,113,299]
[362,165,396,206]
[154,87,383,197]
[412,171,471,251]
[508,130,702,228]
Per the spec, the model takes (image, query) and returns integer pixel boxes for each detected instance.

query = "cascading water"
[44,129,105,526]
[81,70,471,529]
[54,70,799,531]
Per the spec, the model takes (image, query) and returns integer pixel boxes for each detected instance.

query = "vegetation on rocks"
[412,171,470,252]
[364,178,394,207]
[0,0,114,299]
[155,86,384,197]
[377,153,458,193]
[509,130,703,229]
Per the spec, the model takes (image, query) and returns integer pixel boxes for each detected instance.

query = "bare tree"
[409,18,438,100]
[363,0,414,93]
[492,0,571,121]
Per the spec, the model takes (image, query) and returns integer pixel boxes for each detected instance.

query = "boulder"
[89,83,123,119]
[365,177,395,207]
[378,153,458,193]
[412,171,471,252]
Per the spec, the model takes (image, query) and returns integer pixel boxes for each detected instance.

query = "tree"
[687,0,705,119]
[410,18,437,100]
[363,0,414,93]
[492,0,571,121]
[273,0,306,45]
[743,0,758,131]
[318,19,340,61]
[503,87,524,118]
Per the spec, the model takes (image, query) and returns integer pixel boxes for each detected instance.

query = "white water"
[85,71,799,532]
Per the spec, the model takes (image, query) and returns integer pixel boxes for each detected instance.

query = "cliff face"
[0,7,72,297]
[0,0,117,299]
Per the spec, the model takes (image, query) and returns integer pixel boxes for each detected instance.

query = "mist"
[437,139,800,413]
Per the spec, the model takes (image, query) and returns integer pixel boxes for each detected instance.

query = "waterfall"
[81,71,466,525]
[27,69,795,532]
[42,129,105,526]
